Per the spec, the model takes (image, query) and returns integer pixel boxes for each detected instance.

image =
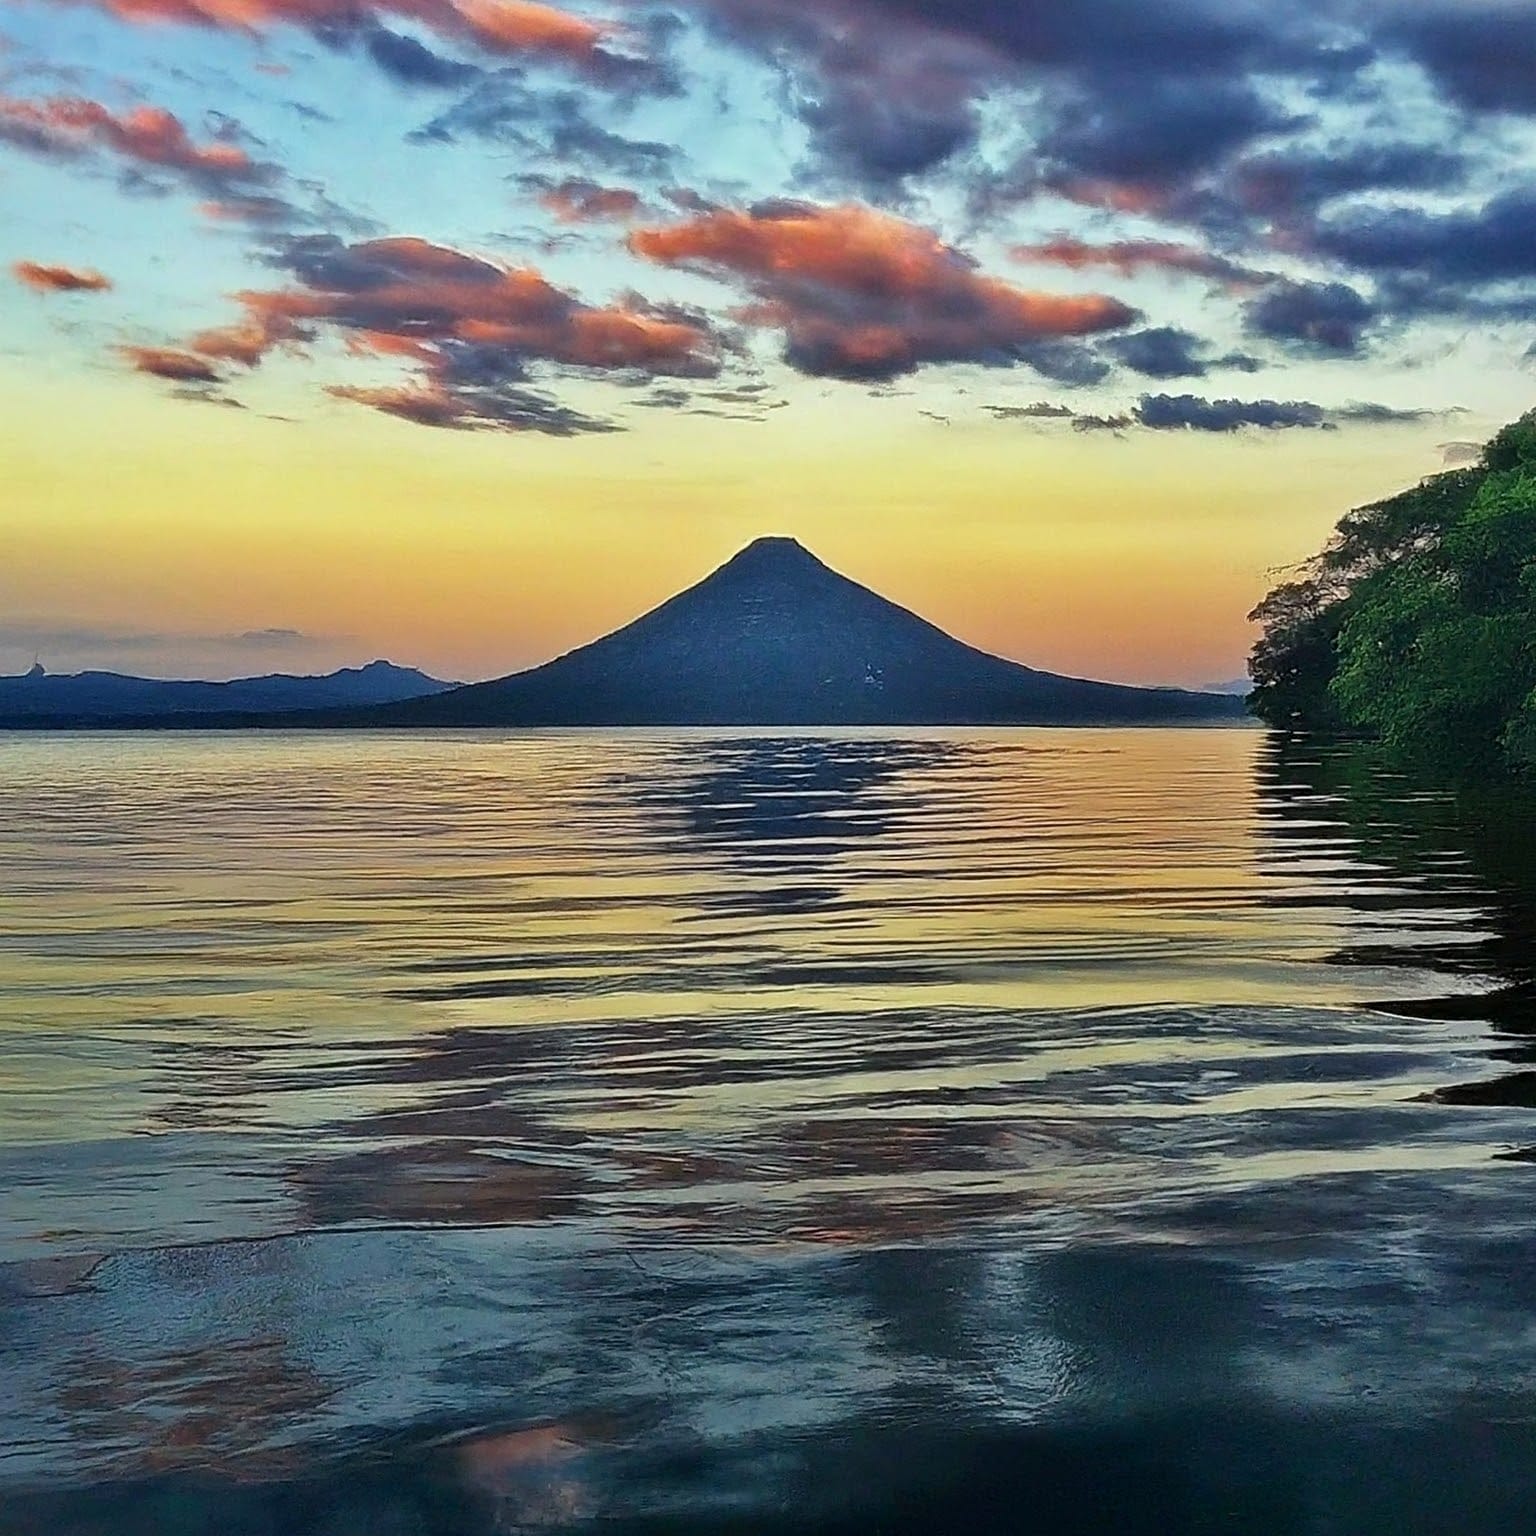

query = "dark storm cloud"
[1231,139,1469,222]
[1013,338,1111,387]
[799,85,979,190]
[989,393,1447,433]
[703,0,1311,84]
[1104,326,1261,380]
[683,0,1341,194]
[1245,279,1378,355]
[665,0,1535,371]
[1384,2,1536,115]
[1135,393,1331,431]
[1038,75,1299,189]
[682,1,997,187]
[362,28,482,89]
[1314,188,1536,286]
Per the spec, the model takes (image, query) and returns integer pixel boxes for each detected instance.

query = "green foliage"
[1318,467,1484,583]
[1246,577,1350,730]
[1247,409,1536,772]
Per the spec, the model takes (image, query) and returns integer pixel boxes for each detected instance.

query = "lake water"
[3,727,1536,1534]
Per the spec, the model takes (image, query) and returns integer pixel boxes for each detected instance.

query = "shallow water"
[3,728,1536,1533]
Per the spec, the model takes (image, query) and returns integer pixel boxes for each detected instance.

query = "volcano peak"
[713,535,828,580]
[360,537,1246,727]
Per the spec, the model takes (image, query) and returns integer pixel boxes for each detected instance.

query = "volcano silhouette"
[365,537,1245,727]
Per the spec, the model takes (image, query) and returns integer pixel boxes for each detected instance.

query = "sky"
[2,0,1534,687]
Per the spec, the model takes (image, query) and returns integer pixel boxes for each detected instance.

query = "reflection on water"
[4,728,1536,1533]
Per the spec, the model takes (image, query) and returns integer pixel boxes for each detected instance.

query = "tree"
[1248,409,1536,772]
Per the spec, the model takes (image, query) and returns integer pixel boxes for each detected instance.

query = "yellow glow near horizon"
[3,364,1466,686]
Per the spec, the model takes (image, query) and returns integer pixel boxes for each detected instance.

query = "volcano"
[362,537,1245,727]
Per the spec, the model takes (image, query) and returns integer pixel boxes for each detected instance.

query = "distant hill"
[343,537,1247,728]
[0,659,454,724]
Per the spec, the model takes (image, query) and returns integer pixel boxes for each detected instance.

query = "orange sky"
[2,361,1471,686]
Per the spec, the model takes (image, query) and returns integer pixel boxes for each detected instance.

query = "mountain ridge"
[0,658,454,725]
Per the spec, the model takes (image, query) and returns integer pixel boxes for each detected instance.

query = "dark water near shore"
[4,727,1536,1534]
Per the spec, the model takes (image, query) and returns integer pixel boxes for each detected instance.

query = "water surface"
[3,728,1535,1533]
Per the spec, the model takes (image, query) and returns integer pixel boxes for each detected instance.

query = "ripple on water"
[3,728,1536,1523]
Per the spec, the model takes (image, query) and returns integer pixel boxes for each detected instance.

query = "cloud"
[1313,187,1536,286]
[0,620,324,653]
[1036,73,1299,192]
[1012,337,1111,387]
[326,380,618,433]
[0,91,285,215]
[990,392,1449,434]
[983,401,1076,419]
[628,200,1135,381]
[1134,394,1448,432]
[236,626,307,645]
[661,0,1536,355]
[39,0,643,83]
[123,232,723,433]
[1230,140,1469,224]
[791,30,995,190]
[1385,2,1536,115]
[1009,237,1264,289]
[0,91,373,234]
[1134,393,1333,432]
[1244,278,1378,355]
[196,193,297,223]
[1103,326,1258,380]
[0,94,274,196]
[685,0,1326,193]
[683,1,998,188]
[1071,411,1135,433]
[119,344,226,382]
[413,75,677,173]
[1332,401,1446,425]
[361,27,483,88]
[11,259,112,292]
[521,174,644,223]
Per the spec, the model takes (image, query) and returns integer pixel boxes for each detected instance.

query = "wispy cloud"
[11,258,113,292]
[35,0,648,83]
[0,93,274,195]
[0,619,327,653]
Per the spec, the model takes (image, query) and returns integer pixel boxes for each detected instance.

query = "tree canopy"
[1248,411,1536,771]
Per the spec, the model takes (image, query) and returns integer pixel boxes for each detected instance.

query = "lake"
[3,727,1536,1534]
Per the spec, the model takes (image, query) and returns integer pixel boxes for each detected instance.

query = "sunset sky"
[3,0,1534,686]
